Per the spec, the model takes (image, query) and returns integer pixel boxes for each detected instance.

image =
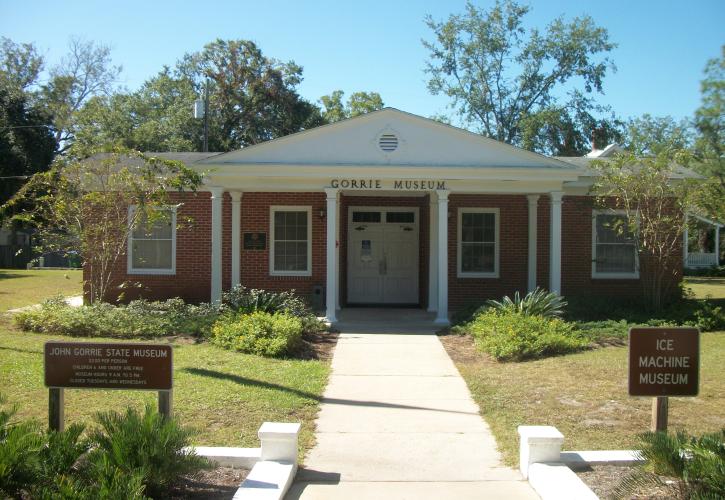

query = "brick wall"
[447,194,530,311]
[92,191,682,309]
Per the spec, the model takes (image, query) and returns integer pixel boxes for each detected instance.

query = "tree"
[592,149,695,310]
[177,39,324,149]
[2,147,203,302]
[0,38,56,203]
[423,0,618,155]
[40,37,121,153]
[319,90,384,123]
[622,114,693,156]
[693,46,724,223]
[74,68,202,153]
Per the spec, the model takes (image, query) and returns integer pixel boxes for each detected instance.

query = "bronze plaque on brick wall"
[45,342,172,390]
[244,232,266,250]
[628,327,699,397]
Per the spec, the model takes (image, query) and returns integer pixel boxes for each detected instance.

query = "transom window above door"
[351,210,415,224]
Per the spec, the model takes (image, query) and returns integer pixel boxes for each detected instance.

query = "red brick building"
[102,109,683,324]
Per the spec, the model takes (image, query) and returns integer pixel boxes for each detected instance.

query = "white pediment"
[199,108,574,170]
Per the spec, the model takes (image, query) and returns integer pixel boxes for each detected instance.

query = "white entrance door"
[347,208,419,304]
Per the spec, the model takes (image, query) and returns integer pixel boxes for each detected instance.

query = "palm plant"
[486,288,567,318]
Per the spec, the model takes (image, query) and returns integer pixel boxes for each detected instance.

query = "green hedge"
[14,297,219,338]
[212,311,303,357]
[469,309,589,361]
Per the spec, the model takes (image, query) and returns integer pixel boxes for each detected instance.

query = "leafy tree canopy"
[622,114,693,156]
[423,0,619,155]
[319,90,385,123]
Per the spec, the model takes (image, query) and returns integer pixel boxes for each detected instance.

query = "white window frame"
[591,209,640,279]
[127,205,176,275]
[457,208,500,278]
[269,206,312,277]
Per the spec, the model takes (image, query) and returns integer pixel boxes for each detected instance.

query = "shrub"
[615,429,725,499]
[15,297,219,338]
[469,309,589,361]
[88,405,209,498]
[212,311,303,357]
[487,288,567,318]
[222,285,310,317]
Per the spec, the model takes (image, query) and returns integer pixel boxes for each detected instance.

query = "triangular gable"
[199,108,576,170]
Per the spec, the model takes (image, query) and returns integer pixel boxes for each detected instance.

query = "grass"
[0,316,330,461]
[684,277,725,299]
[442,277,725,466]
[0,269,83,311]
[443,332,725,466]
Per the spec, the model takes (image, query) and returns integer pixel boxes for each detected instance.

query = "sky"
[1,0,723,126]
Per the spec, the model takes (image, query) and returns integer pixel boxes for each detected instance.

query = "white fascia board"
[201,164,583,182]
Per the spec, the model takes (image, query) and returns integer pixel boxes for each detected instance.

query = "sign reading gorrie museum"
[330,179,447,190]
[628,327,699,397]
[44,341,173,391]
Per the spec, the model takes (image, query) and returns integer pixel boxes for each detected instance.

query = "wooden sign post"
[44,342,173,431]
[628,327,700,432]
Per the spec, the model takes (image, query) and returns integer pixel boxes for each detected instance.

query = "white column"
[325,188,338,323]
[434,190,449,325]
[335,195,341,310]
[549,192,563,295]
[230,191,242,289]
[527,195,539,293]
[427,192,439,312]
[209,187,224,303]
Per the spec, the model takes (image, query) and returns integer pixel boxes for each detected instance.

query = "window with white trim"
[270,207,312,276]
[127,206,176,275]
[592,210,639,278]
[457,208,499,277]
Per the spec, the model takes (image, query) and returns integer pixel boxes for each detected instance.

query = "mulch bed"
[437,329,494,366]
[293,329,339,361]
[170,467,249,499]
[574,464,682,499]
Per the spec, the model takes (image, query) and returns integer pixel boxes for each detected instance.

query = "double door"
[347,208,419,304]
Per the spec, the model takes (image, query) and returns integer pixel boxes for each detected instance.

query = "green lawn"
[685,277,725,299]
[0,269,83,311]
[442,332,725,466]
[0,317,330,460]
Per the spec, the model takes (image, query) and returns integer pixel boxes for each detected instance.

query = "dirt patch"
[437,330,495,367]
[575,464,682,499]
[293,329,339,361]
[170,466,248,499]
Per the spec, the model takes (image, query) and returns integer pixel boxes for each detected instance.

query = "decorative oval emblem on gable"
[378,133,399,152]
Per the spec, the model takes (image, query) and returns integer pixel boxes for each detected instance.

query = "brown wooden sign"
[45,342,173,391]
[628,327,699,397]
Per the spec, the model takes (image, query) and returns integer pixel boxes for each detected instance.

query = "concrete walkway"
[288,309,538,499]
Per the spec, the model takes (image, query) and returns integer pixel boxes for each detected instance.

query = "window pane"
[352,211,381,223]
[596,214,634,244]
[132,240,172,269]
[596,244,636,273]
[273,210,309,272]
[461,212,495,243]
[461,242,495,273]
[386,212,415,223]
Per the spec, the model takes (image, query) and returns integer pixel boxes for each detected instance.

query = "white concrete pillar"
[434,190,449,325]
[518,425,564,479]
[210,187,224,303]
[258,422,301,464]
[325,188,338,323]
[549,192,563,295]
[527,195,539,293]
[335,195,341,310]
[427,192,438,312]
[230,191,242,289]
